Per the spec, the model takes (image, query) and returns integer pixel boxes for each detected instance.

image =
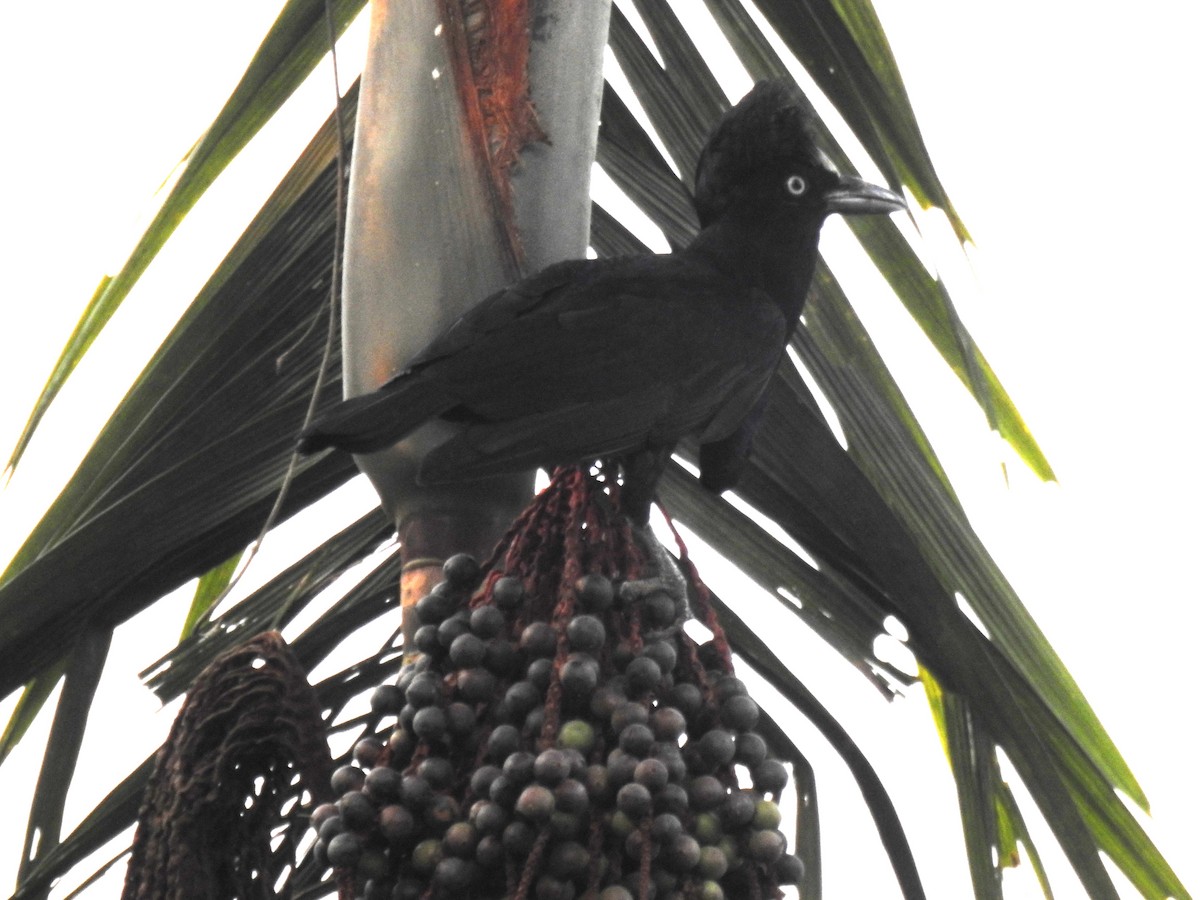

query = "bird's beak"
[825,174,906,216]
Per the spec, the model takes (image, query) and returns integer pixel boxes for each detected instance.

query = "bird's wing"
[420,392,675,483]
[404,258,597,370]
[411,254,787,480]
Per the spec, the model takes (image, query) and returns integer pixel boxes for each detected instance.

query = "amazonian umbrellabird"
[298,79,905,522]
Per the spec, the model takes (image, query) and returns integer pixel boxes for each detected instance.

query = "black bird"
[298,80,904,521]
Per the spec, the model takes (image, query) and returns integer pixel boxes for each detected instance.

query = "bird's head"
[693,79,905,228]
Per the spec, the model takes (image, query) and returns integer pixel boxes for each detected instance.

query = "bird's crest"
[692,79,826,225]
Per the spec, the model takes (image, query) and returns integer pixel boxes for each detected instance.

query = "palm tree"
[0,1,1190,898]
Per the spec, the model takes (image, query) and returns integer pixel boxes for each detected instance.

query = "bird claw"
[620,523,689,635]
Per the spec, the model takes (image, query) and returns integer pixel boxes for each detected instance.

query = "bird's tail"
[297,376,454,455]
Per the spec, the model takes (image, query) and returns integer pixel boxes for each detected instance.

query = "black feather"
[298,78,904,521]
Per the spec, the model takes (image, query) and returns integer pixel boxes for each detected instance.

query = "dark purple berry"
[546,840,590,878]
[719,694,760,731]
[413,623,442,654]
[575,573,614,611]
[619,723,655,757]
[416,590,454,625]
[777,852,805,884]
[449,632,487,668]
[445,701,477,737]
[412,706,447,741]
[610,701,649,733]
[590,684,625,720]
[753,758,789,795]
[654,783,689,817]
[310,801,338,831]
[583,764,610,801]
[534,749,571,785]
[470,604,506,638]
[437,614,471,648]
[470,800,508,834]
[330,764,365,795]
[317,814,344,843]
[405,672,441,708]
[611,640,636,672]
[503,750,537,785]
[401,774,433,808]
[338,790,376,829]
[435,855,476,890]
[668,683,702,719]
[369,684,404,715]
[442,553,480,587]
[560,656,599,697]
[624,656,663,694]
[534,874,574,900]
[524,705,545,735]
[488,773,520,806]
[688,775,726,812]
[425,794,460,830]
[641,640,677,674]
[515,784,556,821]
[388,726,415,762]
[695,728,736,769]
[487,723,521,760]
[713,676,747,702]
[747,828,787,863]
[476,834,505,868]
[653,744,687,781]
[651,812,683,842]
[734,731,767,767]
[503,820,537,855]
[491,575,524,610]
[526,657,553,691]
[443,821,478,857]
[566,614,605,652]
[616,782,653,819]
[417,755,454,788]
[505,680,541,718]
[470,764,502,796]
[643,591,677,626]
[363,765,402,802]
[326,831,362,867]
[634,757,669,792]
[554,778,590,814]
[519,621,557,658]
[721,790,756,828]
[606,748,638,786]
[458,666,497,703]
[379,804,414,844]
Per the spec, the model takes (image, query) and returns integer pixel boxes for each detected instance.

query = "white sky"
[0,1,1196,898]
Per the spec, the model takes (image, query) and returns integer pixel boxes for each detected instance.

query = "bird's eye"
[786,175,806,196]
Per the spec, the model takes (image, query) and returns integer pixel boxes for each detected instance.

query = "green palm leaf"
[2,3,1189,898]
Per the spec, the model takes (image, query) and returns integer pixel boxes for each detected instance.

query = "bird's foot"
[620,522,689,637]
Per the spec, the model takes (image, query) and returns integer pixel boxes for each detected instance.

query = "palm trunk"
[341,0,612,624]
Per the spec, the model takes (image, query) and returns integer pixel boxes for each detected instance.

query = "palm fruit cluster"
[309,467,803,899]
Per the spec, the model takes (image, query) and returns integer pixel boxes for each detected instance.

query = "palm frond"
[4,0,368,475]
[2,3,1189,899]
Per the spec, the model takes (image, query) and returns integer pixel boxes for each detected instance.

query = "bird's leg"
[620,521,689,638]
[618,445,674,526]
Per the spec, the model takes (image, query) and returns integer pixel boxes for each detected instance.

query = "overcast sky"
[1,2,1196,897]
